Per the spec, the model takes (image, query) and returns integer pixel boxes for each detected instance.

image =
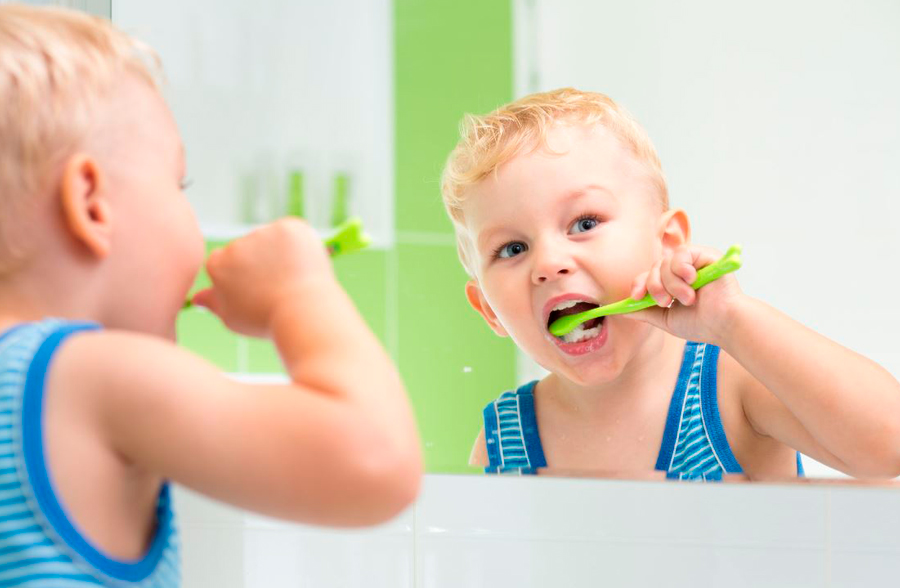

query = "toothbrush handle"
[690,244,742,290]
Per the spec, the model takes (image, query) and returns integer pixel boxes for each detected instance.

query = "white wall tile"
[417,475,827,550]
[180,524,245,588]
[417,537,825,588]
[829,486,900,553]
[831,551,900,587]
[243,526,412,588]
[175,485,414,587]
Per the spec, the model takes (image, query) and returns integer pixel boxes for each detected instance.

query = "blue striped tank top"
[0,319,180,587]
[483,341,804,480]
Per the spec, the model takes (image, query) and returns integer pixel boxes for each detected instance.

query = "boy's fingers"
[672,248,698,283]
[660,258,694,306]
[645,260,672,308]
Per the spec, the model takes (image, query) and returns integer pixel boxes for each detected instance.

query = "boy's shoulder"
[486,380,537,404]
[0,318,101,359]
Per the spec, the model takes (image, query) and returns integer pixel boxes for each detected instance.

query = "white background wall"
[112,0,394,245]
[513,0,900,479]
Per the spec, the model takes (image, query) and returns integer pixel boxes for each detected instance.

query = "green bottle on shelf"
[287,170,305,218]
[331,172,350,227]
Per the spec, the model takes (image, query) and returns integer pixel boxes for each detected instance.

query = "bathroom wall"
[512,0,900,479]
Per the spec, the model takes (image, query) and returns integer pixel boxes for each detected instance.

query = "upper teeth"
[551,299,585,312]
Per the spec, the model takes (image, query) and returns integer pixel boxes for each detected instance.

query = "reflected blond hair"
[440,88,668,276]
[0,3,161,272]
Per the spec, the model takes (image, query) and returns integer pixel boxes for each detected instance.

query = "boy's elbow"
[847,422,900,479]
[871,447,900,479]
[341,430,423,526]
[356,447,423,525]
[874,420,900,478]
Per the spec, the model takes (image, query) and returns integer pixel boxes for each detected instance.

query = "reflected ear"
[59,153,113,259]
[658,208,690,253]
[465,280,509,337]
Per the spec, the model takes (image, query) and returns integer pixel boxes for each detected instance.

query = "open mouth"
[547,300,604,344]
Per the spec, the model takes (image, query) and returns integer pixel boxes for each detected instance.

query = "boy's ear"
[465,280,509,337]
[657,208,690,253]
[59,153,113,259]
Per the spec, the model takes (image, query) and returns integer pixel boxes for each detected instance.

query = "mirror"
[108,0,900,483]
[18,0,900,585]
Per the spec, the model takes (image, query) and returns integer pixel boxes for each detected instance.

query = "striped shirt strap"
[483,380,545,473]
[697,343,744,474]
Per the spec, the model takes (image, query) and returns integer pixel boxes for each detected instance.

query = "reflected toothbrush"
[548,244,743,337]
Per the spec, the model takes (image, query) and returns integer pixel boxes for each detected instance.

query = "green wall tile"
[176,309,239,372]
[395,0,514,234]
[245,337,284,374]
[332,250,388,346]
[395,0,515,473]
[397,243,516,474]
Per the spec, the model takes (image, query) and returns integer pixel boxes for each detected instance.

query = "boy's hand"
[620,244,745,346]
[192,218,334,337]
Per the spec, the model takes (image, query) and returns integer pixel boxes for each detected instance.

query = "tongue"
[549,302,601,332]
[581,317,601,330]
[559,302,597,317]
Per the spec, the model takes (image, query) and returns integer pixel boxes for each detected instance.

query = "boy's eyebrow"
[476,184,615,252]
[565,184,615,201]
[476,226,507,252]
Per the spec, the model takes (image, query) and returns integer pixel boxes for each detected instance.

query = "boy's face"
[462,123,680,386]
[94,77,205,339]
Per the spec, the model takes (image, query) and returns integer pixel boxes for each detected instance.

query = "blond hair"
[441,88,667,275]
[0,3,161,272]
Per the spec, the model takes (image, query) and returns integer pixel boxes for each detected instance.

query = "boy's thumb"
[191,288,220,315]
[618,307,665,329]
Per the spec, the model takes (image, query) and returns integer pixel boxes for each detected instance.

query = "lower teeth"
[561,323,601,344]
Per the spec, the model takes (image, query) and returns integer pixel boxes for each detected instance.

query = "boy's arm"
[52,270,421,526]
[54,279,420,526]
[469,428,488,467]
[723,296,900,477]
[627,243,900,478]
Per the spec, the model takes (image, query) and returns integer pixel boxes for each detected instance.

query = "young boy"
[442,88,900,480]
[0,5,420,585]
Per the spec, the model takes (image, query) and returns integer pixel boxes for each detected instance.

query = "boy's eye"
[569,215,599,234]
[496,241,528,259]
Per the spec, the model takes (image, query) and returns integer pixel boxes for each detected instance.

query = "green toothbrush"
[182,217,371,310]
[323,216,370,257]
[548,244,743,337]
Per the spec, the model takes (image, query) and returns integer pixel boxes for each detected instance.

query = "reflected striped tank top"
[483,341,804,480]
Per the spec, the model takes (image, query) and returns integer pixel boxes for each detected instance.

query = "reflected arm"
[723,297,900,478]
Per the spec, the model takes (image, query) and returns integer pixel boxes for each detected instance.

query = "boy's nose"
[531,250,574,284]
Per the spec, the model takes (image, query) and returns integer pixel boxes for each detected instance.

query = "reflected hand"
[620,244,745,346]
